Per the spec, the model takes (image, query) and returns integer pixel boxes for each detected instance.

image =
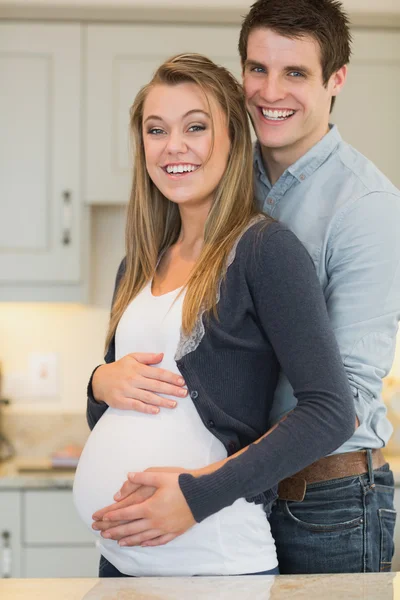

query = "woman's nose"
[166,130,188,154]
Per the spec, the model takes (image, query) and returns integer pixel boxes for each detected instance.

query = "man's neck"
[260,125,331,186]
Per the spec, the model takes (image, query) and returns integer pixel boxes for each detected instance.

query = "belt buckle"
[278,477,306,502]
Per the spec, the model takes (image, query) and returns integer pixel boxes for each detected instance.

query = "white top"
[73,283,277,576]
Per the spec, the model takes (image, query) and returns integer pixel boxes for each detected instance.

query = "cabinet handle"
[1,530,12,578]
[62,190,72,245]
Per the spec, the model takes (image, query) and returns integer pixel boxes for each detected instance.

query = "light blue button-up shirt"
[254,125,400,453]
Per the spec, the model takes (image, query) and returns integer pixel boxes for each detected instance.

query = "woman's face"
[142,82,231,209]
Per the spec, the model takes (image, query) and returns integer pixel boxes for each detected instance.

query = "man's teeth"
[262,109,295,120]
[166,164,198,174]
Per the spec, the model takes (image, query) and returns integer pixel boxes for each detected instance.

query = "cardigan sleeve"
[86,258,126,431]
[179,226,356,522]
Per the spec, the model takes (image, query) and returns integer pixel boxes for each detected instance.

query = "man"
[88,0,400,573]
[238,0,400,573]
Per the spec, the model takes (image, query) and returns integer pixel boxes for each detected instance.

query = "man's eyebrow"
[244,59,266,70]
[244,59,312,76]
[144,109,210,124]
[285,65,312,76]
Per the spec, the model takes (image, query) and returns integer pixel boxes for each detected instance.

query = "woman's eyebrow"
[144,109,210,124]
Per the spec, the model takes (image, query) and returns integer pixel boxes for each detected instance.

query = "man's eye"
[188,125,206,132]
[288,71,304,78]
[251,67,265,73]
[148,128,165,135]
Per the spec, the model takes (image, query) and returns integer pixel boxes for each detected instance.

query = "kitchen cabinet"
[0,488,98,578]
[0,491,22,577]
[85,23,241,204]
[0,23,87,302]
[332,30,400,189]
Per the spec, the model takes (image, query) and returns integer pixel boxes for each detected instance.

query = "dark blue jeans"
[99,555,279,577]
[269,460,396,574]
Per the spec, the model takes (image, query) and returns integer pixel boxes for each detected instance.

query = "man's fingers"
[114,480,142,502]
[92,519,130,532]
[119,529,163,547]
[93,489,142,521]
[141,533,177,547]
[103,502,147,522]
[128,472,162,488]
[99,519,152,541]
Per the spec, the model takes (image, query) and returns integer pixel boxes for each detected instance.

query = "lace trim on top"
[174,215,264,362]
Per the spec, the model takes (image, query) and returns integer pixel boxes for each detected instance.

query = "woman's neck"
[176,201,210,258]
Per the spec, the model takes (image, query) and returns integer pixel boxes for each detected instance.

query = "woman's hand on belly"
[92,353,187,414]
[91,468,195,548]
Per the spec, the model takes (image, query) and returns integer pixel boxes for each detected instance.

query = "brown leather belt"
[278,449,387,502]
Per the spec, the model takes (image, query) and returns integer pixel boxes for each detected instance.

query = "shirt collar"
[254,124,342,186]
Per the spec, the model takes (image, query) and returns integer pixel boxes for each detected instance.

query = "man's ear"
[331,65,347,98]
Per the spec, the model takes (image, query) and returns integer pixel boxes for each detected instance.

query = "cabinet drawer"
[23,546,99,578]
[23,490,94,544]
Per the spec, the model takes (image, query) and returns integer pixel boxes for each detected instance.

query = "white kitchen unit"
[0,23,88,302]
[85,23,241,205]
[0,491,22,577]
[332,30,400,189]
[0,488,98,578]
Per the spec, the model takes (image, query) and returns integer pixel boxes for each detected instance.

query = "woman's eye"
[148,128,165,135]
[188,125,206,133]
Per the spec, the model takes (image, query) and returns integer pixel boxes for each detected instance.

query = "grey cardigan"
[87,219,355,523]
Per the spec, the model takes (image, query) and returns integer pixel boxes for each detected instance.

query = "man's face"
[243,28,345,156]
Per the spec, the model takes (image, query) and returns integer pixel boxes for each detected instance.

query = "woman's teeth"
[262,108,295,121]
[165,164,199,174]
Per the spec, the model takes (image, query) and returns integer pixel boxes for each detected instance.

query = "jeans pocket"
[379,508,396,572]
[283,501,364,532]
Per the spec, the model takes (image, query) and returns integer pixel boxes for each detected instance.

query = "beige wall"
[0,0,398,12]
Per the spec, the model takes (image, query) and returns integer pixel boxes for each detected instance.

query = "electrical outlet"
[29,353,59,398]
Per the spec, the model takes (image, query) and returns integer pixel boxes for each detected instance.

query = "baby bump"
[73,406,227,532]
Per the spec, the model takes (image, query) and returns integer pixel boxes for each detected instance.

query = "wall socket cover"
[29,352,59,398]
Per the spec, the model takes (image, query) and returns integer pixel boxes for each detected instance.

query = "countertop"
[0,573,399,600]
[0,457,74,489]
[2,453,400,490]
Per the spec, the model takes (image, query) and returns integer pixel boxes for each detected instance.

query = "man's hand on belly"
[91,467,195,547]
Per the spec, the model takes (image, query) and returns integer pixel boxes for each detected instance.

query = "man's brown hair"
[239,0,352,110]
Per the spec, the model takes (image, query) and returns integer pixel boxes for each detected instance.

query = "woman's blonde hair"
[105,53,260,349]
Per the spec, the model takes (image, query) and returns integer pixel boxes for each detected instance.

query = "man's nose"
[259,75,286,104]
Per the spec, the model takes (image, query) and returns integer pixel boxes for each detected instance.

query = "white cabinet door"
[85,24,240,204]
[23,490,94,545]
[332,30,400,188]
[23,546,99,578]
[0,491,22,578]
[0,23,82,284]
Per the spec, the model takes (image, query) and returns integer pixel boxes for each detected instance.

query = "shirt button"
[190,390,198,399]
[267,197,274,205]
[300,174,305,181]
[208,420,215,428]
[228,441,236,454]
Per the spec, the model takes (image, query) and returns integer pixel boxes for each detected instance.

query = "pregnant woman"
[73,53,355,577]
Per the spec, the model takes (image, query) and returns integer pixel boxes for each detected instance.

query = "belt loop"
[366,449,375,488]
